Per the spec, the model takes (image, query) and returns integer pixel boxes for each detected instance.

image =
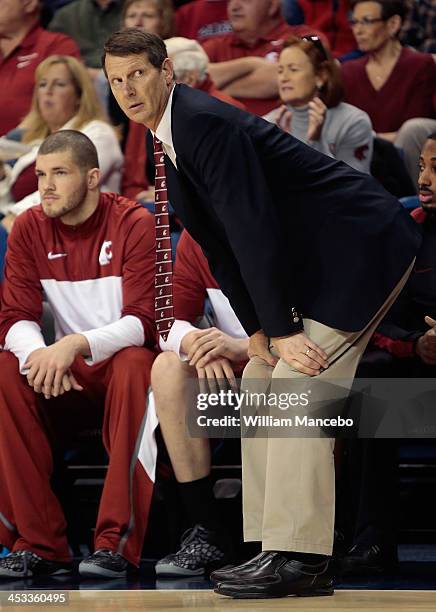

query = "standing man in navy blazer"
[103,30,421,599]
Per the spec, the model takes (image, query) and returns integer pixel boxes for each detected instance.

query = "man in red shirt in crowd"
[176,0,231,42]
[202,0,327,115]
[0,130,157,579]
[0,0,81,135]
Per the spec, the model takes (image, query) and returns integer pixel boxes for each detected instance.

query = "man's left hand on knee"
[272,332,329,375]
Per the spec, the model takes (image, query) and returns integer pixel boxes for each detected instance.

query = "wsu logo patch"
[99,240,113,266]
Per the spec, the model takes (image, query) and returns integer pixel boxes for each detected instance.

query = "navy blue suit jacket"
[164,84,421,337]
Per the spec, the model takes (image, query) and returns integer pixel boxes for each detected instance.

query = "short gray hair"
[165,37,209,82]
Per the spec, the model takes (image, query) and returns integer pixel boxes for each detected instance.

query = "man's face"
[0,0,25,35]
[418,139,436,212]
[105,53,173,129]
[227,0,273,36]
[36,151,89,220]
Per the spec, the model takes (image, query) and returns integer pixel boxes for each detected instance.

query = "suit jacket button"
[293,316,300,323]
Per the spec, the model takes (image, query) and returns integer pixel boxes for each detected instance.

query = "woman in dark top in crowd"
[341,0,436,185]
[341,0,435,140]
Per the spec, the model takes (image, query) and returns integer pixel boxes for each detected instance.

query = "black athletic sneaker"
[0,550,72,579]
[340,544,398,576]
[155,524,230,577]
[79,549,129,578]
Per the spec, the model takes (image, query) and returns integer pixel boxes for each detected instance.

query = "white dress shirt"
[151,85,178,169]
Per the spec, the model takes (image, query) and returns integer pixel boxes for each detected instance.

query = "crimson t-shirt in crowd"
[202,21,328,116]
[0,25,81,136]
[341,47,436,133]
[175,0,231,41]
[297,0,355,57]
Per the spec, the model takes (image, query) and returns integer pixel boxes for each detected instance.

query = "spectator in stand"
[152,230,249,577]
[400,0,436,54]
[264,35,373,173]
[0,55,123,232]
[0,0,80,136]
[123,0,175,38]
[0,130,156,580]
[120,0,175,200]
[283,0,356,57]
[165,37,246,110]
[341,133,436,576]
[341,0,436,184]
[202,0,328,116]
[175,0,232,43]
[48,0,122,71]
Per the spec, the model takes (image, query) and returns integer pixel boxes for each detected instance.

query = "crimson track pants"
[0,346,156,566]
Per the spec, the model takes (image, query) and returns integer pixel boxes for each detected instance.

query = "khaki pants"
[241,262,414,555]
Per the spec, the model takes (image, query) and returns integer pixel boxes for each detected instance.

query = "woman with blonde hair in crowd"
[264,35,373,173]
[0,55,123,232]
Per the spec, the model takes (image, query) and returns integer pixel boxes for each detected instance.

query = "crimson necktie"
[153,136,174,341]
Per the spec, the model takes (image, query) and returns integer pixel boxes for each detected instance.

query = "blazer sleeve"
[182,111,303,338]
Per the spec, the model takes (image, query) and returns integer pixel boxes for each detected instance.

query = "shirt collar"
[5,23,41,57]
[154,84,175,150]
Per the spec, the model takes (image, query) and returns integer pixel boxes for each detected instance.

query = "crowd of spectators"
[0,0,435,584]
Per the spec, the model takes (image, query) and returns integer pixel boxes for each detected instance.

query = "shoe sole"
[156,559,227,578]
[155,565,206,577]
[79,565,127,579]
[0,568,71,579]
[214,586,334,599]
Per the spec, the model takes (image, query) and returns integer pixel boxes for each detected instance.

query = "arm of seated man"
[181,328,240,390]
[207,56,266,89]
[184,327,249,367]
[24,333,89,399]
[223,60,279,99]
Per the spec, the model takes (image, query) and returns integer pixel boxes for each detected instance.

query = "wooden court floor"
[6,589,436,611]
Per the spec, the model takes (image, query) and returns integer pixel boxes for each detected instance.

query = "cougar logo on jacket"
[99,240,113,266]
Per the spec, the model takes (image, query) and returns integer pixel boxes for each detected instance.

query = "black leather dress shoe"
[210,553,264,585]
[213,551,333,599]
[340,544,398,576]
